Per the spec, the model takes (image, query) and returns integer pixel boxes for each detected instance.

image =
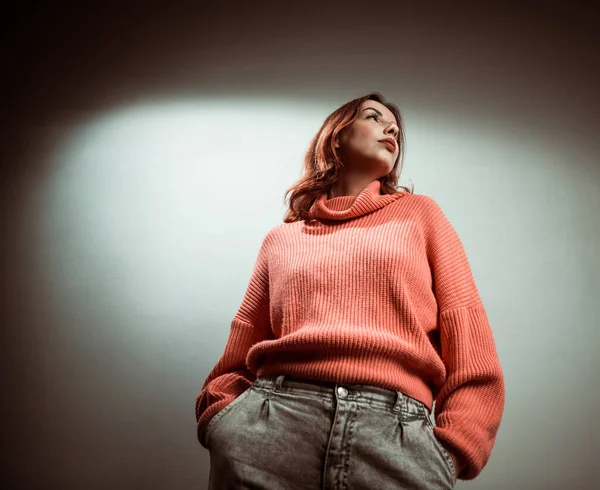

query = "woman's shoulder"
[392,191,444,214]
[261,221,298,242]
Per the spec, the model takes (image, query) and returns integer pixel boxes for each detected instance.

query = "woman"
[195,92,505,489]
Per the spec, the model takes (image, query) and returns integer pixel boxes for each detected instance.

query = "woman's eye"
[368,114,378,121]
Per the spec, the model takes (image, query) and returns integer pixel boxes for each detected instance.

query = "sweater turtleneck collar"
[307,179,406,221]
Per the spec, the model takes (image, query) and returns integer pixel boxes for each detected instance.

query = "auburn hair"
[282,92,414,224]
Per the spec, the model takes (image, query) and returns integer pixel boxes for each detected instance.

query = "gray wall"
[2,3,598,489]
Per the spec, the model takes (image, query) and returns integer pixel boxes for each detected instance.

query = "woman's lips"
[380,140,396,152]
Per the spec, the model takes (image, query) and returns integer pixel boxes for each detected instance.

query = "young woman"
[195,92,505,489]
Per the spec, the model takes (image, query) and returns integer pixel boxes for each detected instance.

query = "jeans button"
[337,386,348,398]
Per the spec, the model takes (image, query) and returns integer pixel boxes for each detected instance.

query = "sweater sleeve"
[195,233,273,448]
[420,196,505,481]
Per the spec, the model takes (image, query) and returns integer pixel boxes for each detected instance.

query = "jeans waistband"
[253,374,422,414]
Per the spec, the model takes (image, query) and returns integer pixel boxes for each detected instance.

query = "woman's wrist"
[449,452,464,476]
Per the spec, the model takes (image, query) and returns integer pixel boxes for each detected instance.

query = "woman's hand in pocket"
[448,450,463,477]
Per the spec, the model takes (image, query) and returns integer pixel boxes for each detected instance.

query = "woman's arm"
[420,196,505,480]
[195,233,273,448]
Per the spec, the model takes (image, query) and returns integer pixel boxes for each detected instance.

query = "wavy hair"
[282,92,414,223]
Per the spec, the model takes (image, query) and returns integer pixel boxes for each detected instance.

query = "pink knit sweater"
[195,179,505,480]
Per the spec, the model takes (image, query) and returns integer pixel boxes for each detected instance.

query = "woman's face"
[335,100,400,176]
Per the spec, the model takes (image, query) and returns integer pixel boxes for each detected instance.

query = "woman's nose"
[385,124,399,139]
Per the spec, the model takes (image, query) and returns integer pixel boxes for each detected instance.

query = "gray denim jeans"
[204,374,457,489]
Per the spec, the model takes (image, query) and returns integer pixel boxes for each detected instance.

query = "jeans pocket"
[204,387,253,447]
[421,407,457,479]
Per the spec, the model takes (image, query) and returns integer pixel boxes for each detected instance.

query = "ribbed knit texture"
[195,179,505,481]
